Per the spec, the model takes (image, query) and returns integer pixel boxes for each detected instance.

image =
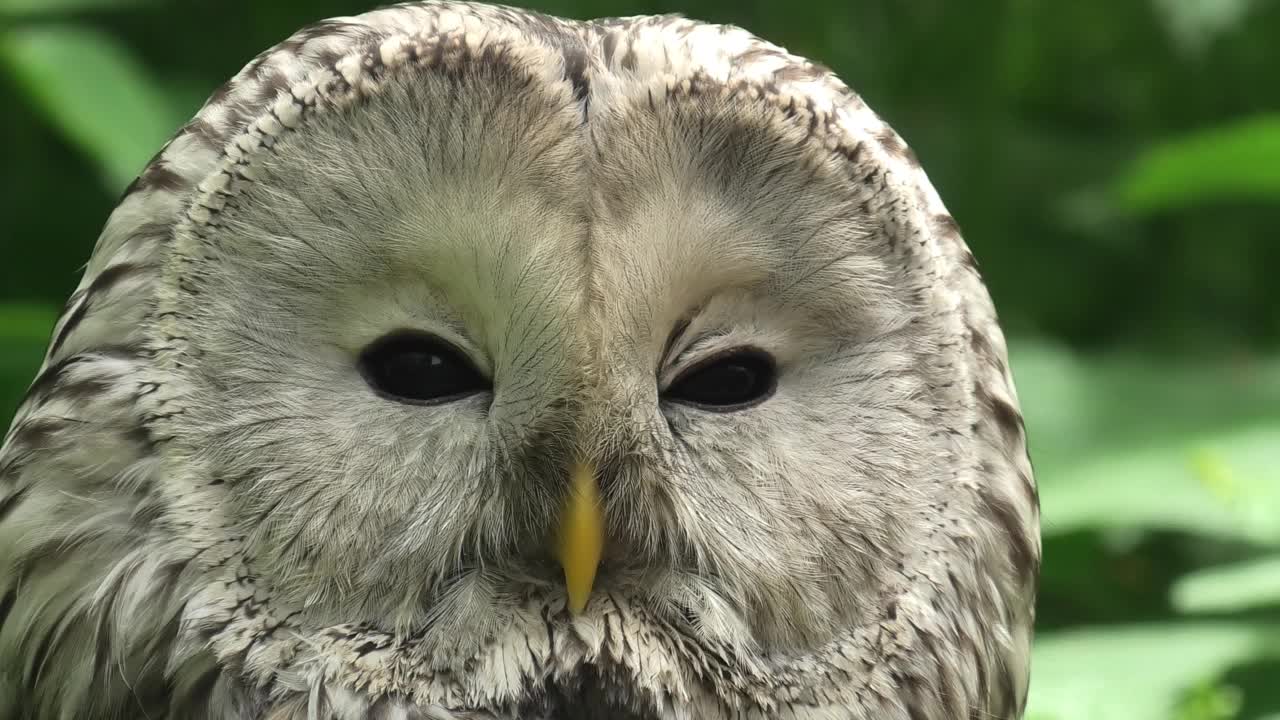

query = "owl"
[0,2,1039,719]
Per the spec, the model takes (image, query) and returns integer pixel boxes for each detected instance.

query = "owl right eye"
[358,331,489,405]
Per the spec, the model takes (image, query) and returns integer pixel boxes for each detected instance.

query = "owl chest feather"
[515,666,660,720]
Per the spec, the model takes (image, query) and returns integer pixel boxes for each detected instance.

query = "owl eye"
[358,331,489,404]
[665,348,776,411]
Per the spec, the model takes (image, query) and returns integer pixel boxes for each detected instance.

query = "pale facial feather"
[166,56,946,667]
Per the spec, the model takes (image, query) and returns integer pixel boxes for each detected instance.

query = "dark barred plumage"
[0,2,1039,718]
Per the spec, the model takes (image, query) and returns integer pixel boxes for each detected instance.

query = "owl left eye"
[665,348,777,411]
[358,331,489,405]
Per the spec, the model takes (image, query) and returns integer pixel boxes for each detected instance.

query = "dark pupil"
[667,350,776,410]
[360,332,488,404]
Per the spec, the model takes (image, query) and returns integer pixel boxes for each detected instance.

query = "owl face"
[169,58,938,657]
[1,4,1039,718]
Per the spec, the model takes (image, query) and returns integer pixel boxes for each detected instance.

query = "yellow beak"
[556,461,604,614]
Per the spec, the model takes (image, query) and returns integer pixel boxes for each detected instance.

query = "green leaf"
[1116,115,1280,212]
[1012,342,1280,469]
[0,0,145,15]
[0,25,184,192]
[1037,424,1280,543]
[1027,622,1280,720]
[1151,0,1256,56]
[0,304,57,426]
[1172,680,1243,720]
[1010,342,1280,542]
[1173,554,1280,614]
[0,304,58,344]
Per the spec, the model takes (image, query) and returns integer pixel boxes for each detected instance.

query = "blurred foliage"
[1,0,1278,718]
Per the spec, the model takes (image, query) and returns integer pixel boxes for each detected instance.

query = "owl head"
[0,3,1039,719]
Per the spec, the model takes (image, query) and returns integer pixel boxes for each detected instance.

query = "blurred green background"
[2,1,1278,718]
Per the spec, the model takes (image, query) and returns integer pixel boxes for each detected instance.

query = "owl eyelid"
[657,316,694,373]
[371,325,491,376]
[661,331,740,386]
